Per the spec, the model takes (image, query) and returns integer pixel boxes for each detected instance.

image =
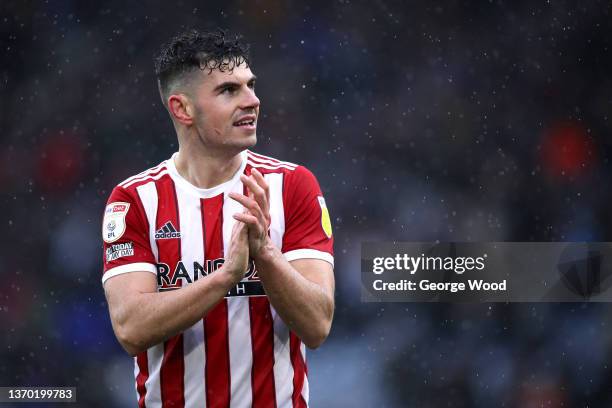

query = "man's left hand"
[229,168,272,258]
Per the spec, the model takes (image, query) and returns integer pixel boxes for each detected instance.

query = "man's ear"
[168,94,194,125]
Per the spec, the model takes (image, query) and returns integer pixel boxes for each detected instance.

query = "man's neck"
[174,143,244,190]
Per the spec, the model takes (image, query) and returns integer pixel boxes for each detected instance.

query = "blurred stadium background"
[2,1,612,406]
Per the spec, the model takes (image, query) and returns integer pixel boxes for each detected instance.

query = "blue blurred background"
[2,0,612,406]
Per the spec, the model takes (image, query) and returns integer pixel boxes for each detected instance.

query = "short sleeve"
[281,166,334,266]
[101,186,156,285]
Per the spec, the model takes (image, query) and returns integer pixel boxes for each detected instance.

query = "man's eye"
[222,87,235,94]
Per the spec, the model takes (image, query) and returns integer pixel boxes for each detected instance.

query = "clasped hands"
[228,168,272,259]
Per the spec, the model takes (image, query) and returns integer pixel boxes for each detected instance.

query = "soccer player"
[101,29,335,407]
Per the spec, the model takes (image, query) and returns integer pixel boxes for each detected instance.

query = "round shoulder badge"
[317,196,333,238]
[103,202,130,243]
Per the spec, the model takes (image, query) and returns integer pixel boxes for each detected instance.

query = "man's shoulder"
[245,150,300,173]
[245,150,317,180]
[114,159,170,191]
[246,150,323,200]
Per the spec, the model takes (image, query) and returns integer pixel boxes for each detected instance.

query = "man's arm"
[230,169,335,349]
[103,221,249,356]
[254,248,334,349]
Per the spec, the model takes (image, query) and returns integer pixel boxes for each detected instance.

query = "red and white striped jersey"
[101,150,333,408]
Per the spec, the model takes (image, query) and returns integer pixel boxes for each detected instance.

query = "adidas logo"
[155,221,181,239]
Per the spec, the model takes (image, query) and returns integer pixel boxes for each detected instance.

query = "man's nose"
[240,87,260,110]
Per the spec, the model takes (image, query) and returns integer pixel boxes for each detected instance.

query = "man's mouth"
[234,119,255,127]
[233,115,256,128]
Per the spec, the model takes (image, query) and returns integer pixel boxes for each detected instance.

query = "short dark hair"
[154,29,251,104]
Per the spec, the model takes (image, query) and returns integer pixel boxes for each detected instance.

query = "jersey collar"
[166,150,248,198]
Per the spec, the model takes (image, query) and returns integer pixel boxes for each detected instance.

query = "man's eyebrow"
[213,75,257,92]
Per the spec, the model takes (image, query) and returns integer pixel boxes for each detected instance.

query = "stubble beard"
[193,105,258,155]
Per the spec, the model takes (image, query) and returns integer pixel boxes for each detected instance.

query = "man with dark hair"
[101,29,334,407]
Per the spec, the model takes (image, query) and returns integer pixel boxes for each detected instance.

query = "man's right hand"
[104,218,251,356]
[221,219,250,285]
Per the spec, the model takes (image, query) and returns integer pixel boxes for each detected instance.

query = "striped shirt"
[101,150,334,407]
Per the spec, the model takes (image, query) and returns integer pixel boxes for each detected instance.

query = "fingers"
[232,212,258,224]
[232,212,264,235]
[240,170,269,213]
[231,217,247,234]
[228,192,267,224]
[250,169,270,201]
[229,169,271,237]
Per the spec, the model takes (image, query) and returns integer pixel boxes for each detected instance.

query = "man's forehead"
[204,65,255,85]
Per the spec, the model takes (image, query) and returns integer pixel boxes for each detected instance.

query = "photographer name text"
[370,253,506,293]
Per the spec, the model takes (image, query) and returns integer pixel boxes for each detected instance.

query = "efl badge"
[103,202,130,243]
[317,196,333,238]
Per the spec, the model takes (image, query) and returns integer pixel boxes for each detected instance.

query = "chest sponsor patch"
[103,202,130,243]
[106,242,134,262]
[318,196,333,238]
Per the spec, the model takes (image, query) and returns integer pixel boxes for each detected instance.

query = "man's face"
[189,63,260,152]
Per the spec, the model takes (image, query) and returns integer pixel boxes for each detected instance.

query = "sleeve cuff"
[283,249,334,267]
[102,262,157,285]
